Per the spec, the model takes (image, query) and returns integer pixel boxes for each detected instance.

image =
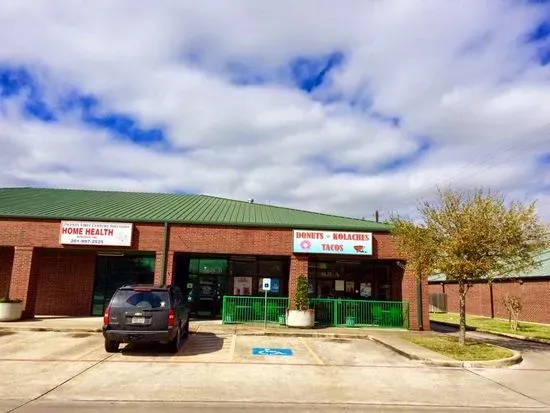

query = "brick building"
[0,187,429,330]
[428,250,550,324]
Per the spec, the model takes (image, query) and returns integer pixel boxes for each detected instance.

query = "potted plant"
[0,296,23,322]
[286,275,315,328]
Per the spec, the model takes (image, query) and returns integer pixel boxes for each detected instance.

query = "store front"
[172,254,289,318]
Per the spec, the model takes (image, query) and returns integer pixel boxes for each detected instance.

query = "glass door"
[91,254,155,316]
[187,258,228,318]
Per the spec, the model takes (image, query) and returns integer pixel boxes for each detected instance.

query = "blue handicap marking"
[252,347,293,356]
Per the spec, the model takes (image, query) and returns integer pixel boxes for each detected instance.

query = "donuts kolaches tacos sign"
[292,230,373,255]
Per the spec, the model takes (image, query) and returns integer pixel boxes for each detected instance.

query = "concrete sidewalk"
[0,316,520,368]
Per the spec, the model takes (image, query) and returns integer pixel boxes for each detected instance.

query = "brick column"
[288,254,308,309]
[8,247,39,319]
[401,266,430,331]
[165,251,175,285]
[154,250,175,285]
[153,252,162,285]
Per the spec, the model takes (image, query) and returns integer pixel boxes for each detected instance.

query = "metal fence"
[310,298,409,328]
[222,296,289,324]
[222,296,409,328]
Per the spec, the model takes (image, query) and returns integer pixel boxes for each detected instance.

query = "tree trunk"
[458,280,467,346]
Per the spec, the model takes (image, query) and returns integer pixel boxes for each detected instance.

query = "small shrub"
[294,275,309,311]
[502,294,522,331]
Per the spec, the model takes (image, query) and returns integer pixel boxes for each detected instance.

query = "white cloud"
[0,0,549,223]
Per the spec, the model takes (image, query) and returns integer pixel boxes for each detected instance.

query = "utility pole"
[375,210,379,222]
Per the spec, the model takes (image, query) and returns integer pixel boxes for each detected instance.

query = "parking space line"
[299,337,325,365]
[229,334,236,361]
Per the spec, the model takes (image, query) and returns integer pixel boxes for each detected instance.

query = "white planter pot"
[0,302,23,322]
[286,309,315,328]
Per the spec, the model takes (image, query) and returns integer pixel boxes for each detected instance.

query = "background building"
[429,250,550,324]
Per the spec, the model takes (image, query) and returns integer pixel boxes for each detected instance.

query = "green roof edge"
[0,187,393,232]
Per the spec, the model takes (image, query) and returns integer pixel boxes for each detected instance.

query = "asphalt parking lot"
[1,330,550,412]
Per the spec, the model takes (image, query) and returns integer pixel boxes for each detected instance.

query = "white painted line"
[229,334,237,361]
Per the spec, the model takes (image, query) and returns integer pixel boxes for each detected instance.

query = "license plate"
[132,316,145,324]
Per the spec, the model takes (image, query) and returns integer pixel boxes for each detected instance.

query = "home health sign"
[292,230,373,255]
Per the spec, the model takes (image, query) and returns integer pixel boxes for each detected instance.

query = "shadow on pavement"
[119,332,224,357]
[431,321,550,353]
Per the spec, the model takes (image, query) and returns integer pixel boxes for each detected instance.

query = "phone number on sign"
[68,239,105,245]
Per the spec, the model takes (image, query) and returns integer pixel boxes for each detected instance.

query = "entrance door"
[91,254,155,316]
[187,258,228,318]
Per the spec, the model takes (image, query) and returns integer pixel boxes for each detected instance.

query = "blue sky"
[0,1,549,221]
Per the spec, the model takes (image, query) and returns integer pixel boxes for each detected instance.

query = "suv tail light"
[103,306,111,326]
[168,308,175,328]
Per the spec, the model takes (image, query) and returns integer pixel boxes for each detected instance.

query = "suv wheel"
[105,339,119,353]
[168,327,181,353]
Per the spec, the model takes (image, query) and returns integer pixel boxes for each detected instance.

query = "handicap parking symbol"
[252,347,293,356]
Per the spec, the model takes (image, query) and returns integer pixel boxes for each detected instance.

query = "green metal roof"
[0,187,391,231]
[429,249,550,282]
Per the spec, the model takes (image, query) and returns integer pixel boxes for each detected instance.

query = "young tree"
[421,187,548,345]
[502,294,522,331]
[389,217,438,330]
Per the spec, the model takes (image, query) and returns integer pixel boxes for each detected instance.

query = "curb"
[0,326,102,333]
[238,331,372,340]
[432,321,550,345]
[370,335,523,368]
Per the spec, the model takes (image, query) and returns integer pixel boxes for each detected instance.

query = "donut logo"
[300,240,312,250]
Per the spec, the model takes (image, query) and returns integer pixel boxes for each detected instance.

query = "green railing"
[310,298,409,328]
[222,296,289,324]
[221,296,409,329]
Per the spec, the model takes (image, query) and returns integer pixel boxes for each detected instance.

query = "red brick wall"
[168,225,292,256]
[0,247,14,297]
[400,267,431,330]
[8,247,39,318]
[429,280,550,324]
[34,249,96,316]
[0,219,162,252]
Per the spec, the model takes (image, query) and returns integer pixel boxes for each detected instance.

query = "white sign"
[262,278,271,291]
[293,230,373,255]
[59,220,133,246]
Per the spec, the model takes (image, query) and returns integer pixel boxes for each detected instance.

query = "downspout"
[160,222,169,285]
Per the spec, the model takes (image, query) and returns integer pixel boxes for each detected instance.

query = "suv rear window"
[111,289,170,309]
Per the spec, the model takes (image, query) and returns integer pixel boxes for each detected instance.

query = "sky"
[0,0,549,222]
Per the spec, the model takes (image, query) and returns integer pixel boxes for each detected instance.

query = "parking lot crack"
[465,368,549,408]
[6,354,114,413]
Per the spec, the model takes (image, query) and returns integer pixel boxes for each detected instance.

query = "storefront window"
[230,260,256,277]
[307,260,391,301]
[258,260,283,278]
[91,254,155,316]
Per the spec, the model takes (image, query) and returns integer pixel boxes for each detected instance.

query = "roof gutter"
[160,222,170,285]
